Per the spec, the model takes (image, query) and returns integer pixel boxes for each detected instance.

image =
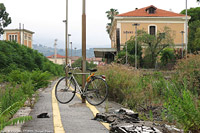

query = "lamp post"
[180,31,185,58]
[54,39,58,64]
[68,34,71,59]
[82,0,86,103]
[133,23,140,69]
[125,31,128,65]
[74,47,77,56]
[185,0,188,58]
[70,42,72,57]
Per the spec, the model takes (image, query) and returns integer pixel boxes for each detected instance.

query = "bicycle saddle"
[87,68,97,72]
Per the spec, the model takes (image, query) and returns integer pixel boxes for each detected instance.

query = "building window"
[149,7,155,14]
[9,35,18,42]
[149,26,156,36]
[25,34,27,40]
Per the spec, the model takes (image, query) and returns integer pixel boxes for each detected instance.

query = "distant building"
[46,54,67,65]
[3,29,34,48]
[47,55,104,66]
[109,5,191,51]
[87,57,103,65]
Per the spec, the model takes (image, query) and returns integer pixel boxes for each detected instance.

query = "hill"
[32,44,95,58]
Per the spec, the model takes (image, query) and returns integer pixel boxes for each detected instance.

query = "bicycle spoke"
[55,77,76,104]
[85,77,108,106]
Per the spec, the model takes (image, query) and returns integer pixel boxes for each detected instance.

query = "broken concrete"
[93,108,181,133]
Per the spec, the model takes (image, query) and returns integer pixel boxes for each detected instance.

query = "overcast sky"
[1,0,199,49]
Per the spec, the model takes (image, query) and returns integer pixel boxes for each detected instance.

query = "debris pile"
[93,108,173,133]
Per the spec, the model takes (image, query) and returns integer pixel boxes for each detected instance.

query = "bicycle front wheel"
[85,77,108,106]
[55,77,76,104]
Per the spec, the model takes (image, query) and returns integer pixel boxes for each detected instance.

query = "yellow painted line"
[72,87,110,130]
[52,82,65,133]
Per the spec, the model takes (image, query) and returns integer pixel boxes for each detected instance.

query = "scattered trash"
[37,113,50,118]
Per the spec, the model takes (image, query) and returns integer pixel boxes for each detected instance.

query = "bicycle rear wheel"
[85,77,108,106]
[55,77,76,104]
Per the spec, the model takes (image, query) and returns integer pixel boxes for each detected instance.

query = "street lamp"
[82,0,86,103]
[54,39,58,64]
[64,0,69,85]
[180,31,185,58]
[68,34,71,59]
[185,0,188,58]
[133,23,140,69]
[70,42,72,57]
[74,47,77,56]
[125,31,128,65]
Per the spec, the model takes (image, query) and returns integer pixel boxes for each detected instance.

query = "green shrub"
[0,40,63,76]
[164,82,200,132]
[160,48,175,66]
[173,54,200,95]
[31,70,52,90]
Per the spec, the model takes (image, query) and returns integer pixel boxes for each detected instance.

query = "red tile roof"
[46,54,65,58]
[117,5,186,17]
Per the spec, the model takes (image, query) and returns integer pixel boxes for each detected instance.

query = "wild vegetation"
[116,27,177,68]
[97,54,200,132]
[0,41,64,131]
[0,3,11,35]
[181,7,200,53]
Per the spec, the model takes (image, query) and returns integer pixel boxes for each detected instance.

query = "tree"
[188,20,200,53]
[180,7,200,24]
[137,27,174,68]
[160,48,175,66]
[115,36,143,67]
[105,8,119,34]
[181,7,200,53]
[193,28,200,52]
[0,3,11,36]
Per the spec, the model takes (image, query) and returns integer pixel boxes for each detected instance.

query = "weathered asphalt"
[22,79,122,133]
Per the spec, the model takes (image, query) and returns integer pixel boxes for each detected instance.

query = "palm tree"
[106,8,119,34]
[106,23,111,34]
[106,8,119,23]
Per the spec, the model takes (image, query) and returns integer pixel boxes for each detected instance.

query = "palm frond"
[0,100,24,121]
[7,116,32,126]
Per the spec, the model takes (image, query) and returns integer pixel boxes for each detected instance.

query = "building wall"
[48,58,66,65]
[3,30,33,48]
[111,18,186,50]
[120,22,184,47]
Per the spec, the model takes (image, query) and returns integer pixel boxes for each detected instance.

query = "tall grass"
[97,54,200,132]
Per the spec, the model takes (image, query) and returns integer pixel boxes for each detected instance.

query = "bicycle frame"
[69,72,91,96]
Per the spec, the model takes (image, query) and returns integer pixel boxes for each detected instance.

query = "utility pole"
[65,0,69,85]
[82,0,86,103]
[54,39,58,64]
[180,31,185,58]
[185,0,188,58]
[133,23,140,69]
